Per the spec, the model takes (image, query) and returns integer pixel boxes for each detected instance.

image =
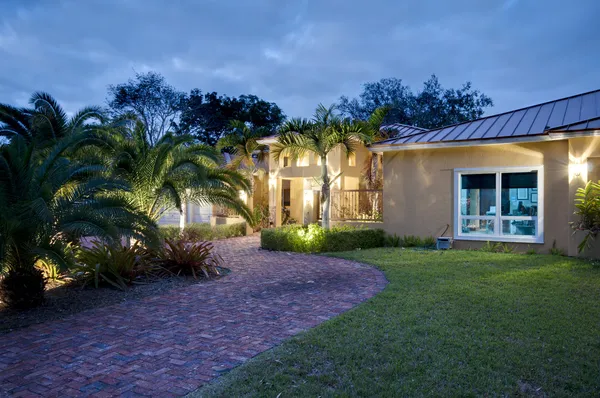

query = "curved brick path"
[0,235,387,397]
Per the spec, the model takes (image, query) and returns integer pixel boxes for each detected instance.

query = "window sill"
[454,235,543,244]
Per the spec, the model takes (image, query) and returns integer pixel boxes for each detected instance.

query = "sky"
[0,0,599,119]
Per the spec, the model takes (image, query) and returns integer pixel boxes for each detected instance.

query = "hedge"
[159,222,246,242]
[260,224,385,253]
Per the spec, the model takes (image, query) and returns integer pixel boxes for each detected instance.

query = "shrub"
[385,233,401,247]
[423,236,437,248]
[0,267,46,309]
[160,223,246,242]
[261,224,385,253]
[74,242,154,290]
[159,226,181,241]
[402,235,423,248]
[480,241,502,253]
[158,239,223,279]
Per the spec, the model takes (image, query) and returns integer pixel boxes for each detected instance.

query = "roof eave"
[369,130,600,152]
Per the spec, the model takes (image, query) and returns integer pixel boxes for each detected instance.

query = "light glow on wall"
[239,190,248,204]
[569,158,588,183]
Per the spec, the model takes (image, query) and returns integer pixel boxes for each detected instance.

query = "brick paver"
[0,235,387,397]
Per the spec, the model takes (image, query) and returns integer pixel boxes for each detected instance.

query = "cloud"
[0,0,599,119]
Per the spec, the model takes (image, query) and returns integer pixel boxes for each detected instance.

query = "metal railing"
[320,189,383,221]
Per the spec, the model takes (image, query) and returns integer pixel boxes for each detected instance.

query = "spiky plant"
[0,134,157,308]
[271,104,369,229]
[0,91,105,146]
[105,119,254,226]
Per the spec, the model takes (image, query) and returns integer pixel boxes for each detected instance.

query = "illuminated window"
[283,156,290,167]
[348,153,356,167]
[454,166,543,243]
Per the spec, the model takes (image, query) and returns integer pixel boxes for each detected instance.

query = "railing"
[213,205,240,218]
[320,189,383,221]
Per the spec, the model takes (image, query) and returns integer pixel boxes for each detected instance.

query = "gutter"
[369,130,600,153]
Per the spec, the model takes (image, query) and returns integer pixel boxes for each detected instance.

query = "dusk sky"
[0,0,599,118]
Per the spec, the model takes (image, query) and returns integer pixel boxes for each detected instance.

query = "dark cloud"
[0,0,599,118]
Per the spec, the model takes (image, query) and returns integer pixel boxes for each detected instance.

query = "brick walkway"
[0,236,387,397]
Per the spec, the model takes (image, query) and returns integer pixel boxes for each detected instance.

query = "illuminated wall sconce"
[239,190,248,204]
[569,161,588,181]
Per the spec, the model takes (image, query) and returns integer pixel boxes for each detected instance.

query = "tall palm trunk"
[320,155,331,229]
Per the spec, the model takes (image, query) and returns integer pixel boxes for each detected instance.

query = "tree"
[107,72,186,146]
[0,92,105,146]
[0,95,157,308]
[358,107,391,190]
[178,90,285,146]
[338,75,493,129]
[272,104,368,229]
[105,119,254,229]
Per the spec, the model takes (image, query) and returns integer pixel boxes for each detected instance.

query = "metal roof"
[376,89,600,147]
[380,123,428,138]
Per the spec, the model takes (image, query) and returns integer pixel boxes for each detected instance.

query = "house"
[257,135,382,228]
[371,89,600,256]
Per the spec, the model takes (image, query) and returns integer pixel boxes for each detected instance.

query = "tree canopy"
[338,75,493,129]
[107,72,187,146]
[177,89,285,146]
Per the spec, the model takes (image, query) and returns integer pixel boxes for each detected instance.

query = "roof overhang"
[369,130,600,153]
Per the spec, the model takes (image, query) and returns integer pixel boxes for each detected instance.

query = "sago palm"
[0,134,156,308]
[272,104,369,229]
[106,120,254,227]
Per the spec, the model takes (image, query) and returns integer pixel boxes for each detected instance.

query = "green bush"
[261,224,385,253]
[159,223,246,242]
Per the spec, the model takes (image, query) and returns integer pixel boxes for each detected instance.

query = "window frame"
[453,166,544,244]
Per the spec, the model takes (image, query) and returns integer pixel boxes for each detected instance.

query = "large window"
[454,167,543,243]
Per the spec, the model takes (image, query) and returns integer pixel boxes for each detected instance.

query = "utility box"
[436,237,452,250]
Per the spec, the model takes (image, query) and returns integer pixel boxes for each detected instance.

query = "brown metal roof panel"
[453,119,485,141]
[527,102,555,135]
[579,92,598,120]
[468,116,499,139]
[495,109,527,138]
[511,106,541,136]
[563,95,583,126]
[546,99,569,127]
[441,123,471,141]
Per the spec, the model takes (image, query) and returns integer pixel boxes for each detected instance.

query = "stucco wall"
[382,140,570,253]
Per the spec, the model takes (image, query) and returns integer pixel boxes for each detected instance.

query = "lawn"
[192,248,600,397]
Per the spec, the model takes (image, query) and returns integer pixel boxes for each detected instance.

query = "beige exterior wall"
[382,140,572,253]
[266,142,371,226]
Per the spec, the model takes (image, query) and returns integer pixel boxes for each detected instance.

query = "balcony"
[319,189,383,222]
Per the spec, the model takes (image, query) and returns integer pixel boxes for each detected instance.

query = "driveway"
[0,235,387,397]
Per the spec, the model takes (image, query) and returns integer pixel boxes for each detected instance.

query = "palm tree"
[0,92,105,146]
[216,121,269,225]
[0,134,156,308]
[358,107,391,189]
[272,104,369,229]
[105,119,254,229]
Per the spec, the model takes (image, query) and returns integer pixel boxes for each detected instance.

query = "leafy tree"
[105,119,254,228]
[107,72,187,146]
[178,90,285,146]
[339,75,493,129]
[272,104,368,229]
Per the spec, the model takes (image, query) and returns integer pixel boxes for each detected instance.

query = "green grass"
[191,249,600,397]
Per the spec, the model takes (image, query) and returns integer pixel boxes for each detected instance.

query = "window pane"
[461,219,495,235]
[501,171,538,216]
[460,174,496,216]
[501,219,536,236]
